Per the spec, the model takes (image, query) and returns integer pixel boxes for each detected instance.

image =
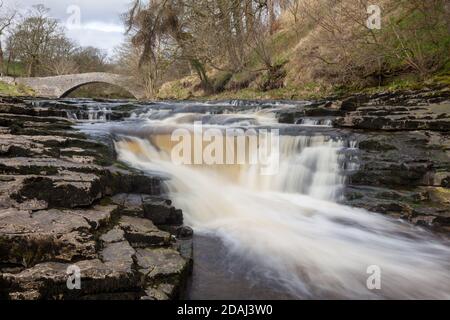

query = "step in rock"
[135,247,190,285]
[0,157,104,176]
[118,216,172,247]
[100,240,136,274]
[11,174,105,209]
[142,196,183,226]
[3,258,137,300]
[0,208,95,267]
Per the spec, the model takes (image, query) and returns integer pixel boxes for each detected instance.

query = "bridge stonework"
[0,73,146,100]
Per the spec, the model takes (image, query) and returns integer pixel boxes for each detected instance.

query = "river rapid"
[62,98,450,300]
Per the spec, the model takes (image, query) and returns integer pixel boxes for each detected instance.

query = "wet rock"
[142,197,183,226]
[175,239,194,261]
[175,226,194,240]
[411,215,436,227]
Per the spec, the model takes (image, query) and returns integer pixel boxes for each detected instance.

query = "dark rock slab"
[142,196,183,226]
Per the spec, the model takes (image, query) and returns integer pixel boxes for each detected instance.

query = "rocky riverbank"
[340,92,450,233]
[277,87,450,233]
[0,88,449,300]
[0,96,193,300]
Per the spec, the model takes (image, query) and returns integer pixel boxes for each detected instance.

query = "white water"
[67,107,112,122]
[113,110,450,300]
[298,118,334,127]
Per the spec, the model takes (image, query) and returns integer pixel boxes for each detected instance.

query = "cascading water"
[66,99,449,300]
[66,106,113,122]
[107,102,450,300]
[297,118,334,127]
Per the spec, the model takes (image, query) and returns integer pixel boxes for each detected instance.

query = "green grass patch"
[0,81,34,96]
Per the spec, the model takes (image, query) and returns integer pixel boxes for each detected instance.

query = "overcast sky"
[3,0,132,56]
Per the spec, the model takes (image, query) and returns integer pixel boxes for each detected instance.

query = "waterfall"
[66,107,112,122]
[297,118,334,127]
[114,126,450,299]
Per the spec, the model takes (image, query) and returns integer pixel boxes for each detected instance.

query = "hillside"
[156,0,450,100]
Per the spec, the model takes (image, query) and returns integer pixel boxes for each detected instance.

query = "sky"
[3,0,132,56]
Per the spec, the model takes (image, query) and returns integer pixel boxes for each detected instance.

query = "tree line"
[0,4,109,77]
[1,0,449,98]
[119,0,450,98]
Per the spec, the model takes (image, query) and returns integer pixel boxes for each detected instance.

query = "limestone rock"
[118,215,172,247]
[100,241,136,274]
[100,228,125,244]
[135,247,190,283]
[142,196,183,226]
[3,259,137,300]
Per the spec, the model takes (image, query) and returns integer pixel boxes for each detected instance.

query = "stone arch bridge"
[1,73,146,100]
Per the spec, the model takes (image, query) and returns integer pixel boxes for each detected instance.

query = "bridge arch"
[5,72,146,100]
[60,81,138,99]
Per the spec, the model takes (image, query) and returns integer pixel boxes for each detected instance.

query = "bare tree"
[7,5,65,76]
[123,0,282,93]
[0,0,17,75]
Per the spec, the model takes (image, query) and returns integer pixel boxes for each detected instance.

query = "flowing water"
[69,99,449,300]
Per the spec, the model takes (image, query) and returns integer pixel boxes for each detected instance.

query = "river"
[62,98,450,300]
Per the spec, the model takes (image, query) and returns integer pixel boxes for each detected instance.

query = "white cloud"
[3,0,132,55]
[67,27,124,56]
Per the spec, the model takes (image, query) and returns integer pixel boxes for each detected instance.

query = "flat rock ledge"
[274,88,450,232]
[0,96,193,300]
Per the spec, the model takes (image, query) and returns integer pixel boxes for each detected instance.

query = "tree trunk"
[6,46,13,76]
[268,0,276,34]
[0,41,4,76]
[191,59,211,92]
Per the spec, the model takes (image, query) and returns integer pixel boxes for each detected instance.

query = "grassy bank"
[154,1,450,102]
[156,67,450,102]
[0,81,34,96]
